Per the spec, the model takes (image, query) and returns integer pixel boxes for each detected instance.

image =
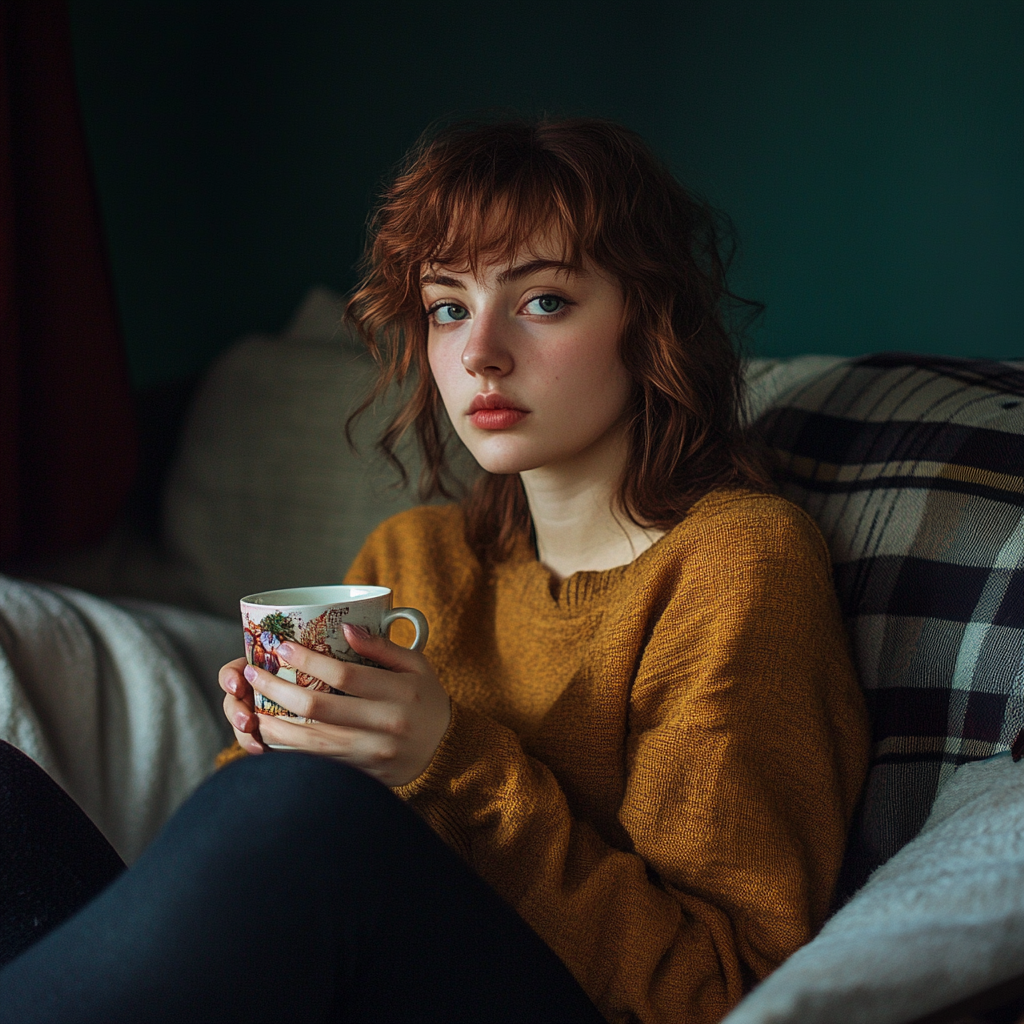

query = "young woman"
[0,119,869,1024]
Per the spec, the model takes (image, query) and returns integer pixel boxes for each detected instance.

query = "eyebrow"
[420,259,582,290]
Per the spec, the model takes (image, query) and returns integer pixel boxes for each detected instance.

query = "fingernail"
[278,642,293,657]
[343,623,371,639]
[234,712,250,731]
[243,665,257,683]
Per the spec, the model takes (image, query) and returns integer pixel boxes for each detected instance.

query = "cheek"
[427,336,464,416]
[544,329,631,422]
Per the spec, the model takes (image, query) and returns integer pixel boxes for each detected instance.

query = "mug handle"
[381,607,429,652]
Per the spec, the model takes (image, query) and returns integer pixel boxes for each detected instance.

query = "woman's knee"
[219,750,388,815]
[164,753,407,864]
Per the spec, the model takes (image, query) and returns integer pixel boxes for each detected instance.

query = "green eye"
[525,295,566,315]
[432,304,469,324]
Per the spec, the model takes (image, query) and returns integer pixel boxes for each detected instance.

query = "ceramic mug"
[239,585,428,741]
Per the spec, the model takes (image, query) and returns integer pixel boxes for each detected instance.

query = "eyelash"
[425,294,575,325]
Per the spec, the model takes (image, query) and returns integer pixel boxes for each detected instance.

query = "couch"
[6,287,1023,1022]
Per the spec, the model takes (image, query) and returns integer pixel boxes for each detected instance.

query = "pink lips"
[468,393,529,430]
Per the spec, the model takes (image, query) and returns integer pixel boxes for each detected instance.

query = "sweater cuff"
[392,698,466,801]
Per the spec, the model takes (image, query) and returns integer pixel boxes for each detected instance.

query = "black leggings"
[0,741,604,1023]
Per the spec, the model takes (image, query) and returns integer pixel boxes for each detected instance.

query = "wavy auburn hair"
[346,117,772,561]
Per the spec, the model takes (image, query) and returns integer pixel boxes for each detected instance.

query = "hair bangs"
[420,163,588,281]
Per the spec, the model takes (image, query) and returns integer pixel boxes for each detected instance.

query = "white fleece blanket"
[723,752,1024,1024]
[0,575,238,863]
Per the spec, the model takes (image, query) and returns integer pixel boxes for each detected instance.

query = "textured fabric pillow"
[744,355,849,422]
[721,752,1024,1024]
[757,354,1024,895]
[163,289,431,618]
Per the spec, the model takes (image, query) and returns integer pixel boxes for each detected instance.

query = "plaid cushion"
[756,353,1024,897]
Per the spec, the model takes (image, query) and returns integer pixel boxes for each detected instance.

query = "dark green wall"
[69,1,1024,389]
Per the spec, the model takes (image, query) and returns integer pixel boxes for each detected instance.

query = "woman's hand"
[220,624,451,788]
[220,656,266,754]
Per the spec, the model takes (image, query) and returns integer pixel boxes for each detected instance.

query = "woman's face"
[423,236,631,476]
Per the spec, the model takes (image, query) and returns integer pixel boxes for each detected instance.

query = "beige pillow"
[163,288,434,618]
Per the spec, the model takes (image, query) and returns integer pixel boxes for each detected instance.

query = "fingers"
[342,622,423,672]
[236,730,265,754]
[223,690,258,731]
[247,635,449,786]
[224,692,265,753]
[234,725,265,754]
[221,657,264,753]
[275,626,420,681]
[244,663,402,733]
[276,640,410,701]
[219,657,250,697]
[256,715,402,781]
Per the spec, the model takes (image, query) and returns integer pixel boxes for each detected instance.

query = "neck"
[519,423,665,582]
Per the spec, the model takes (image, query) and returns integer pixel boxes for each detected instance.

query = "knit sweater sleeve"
[349,503,869,1024]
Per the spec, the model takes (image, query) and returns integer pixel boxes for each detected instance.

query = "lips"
[468,393,529,430]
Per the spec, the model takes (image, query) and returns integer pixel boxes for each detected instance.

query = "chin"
[462,436,548,476]
[469,453,537,476]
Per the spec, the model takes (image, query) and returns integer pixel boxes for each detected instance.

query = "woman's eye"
[524,295,566,316]
[431,303,470,325]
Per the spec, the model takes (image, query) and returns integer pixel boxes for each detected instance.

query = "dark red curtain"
[0,0,136,563]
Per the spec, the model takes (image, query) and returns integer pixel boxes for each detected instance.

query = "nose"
[460,307,513,377]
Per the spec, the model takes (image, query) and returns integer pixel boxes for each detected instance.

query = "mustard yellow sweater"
[342,489,869,1024]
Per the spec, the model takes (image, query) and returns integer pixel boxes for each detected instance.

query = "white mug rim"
[240,584,391,610]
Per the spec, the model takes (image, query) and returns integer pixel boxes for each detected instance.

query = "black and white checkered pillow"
[757,353,1024,897]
